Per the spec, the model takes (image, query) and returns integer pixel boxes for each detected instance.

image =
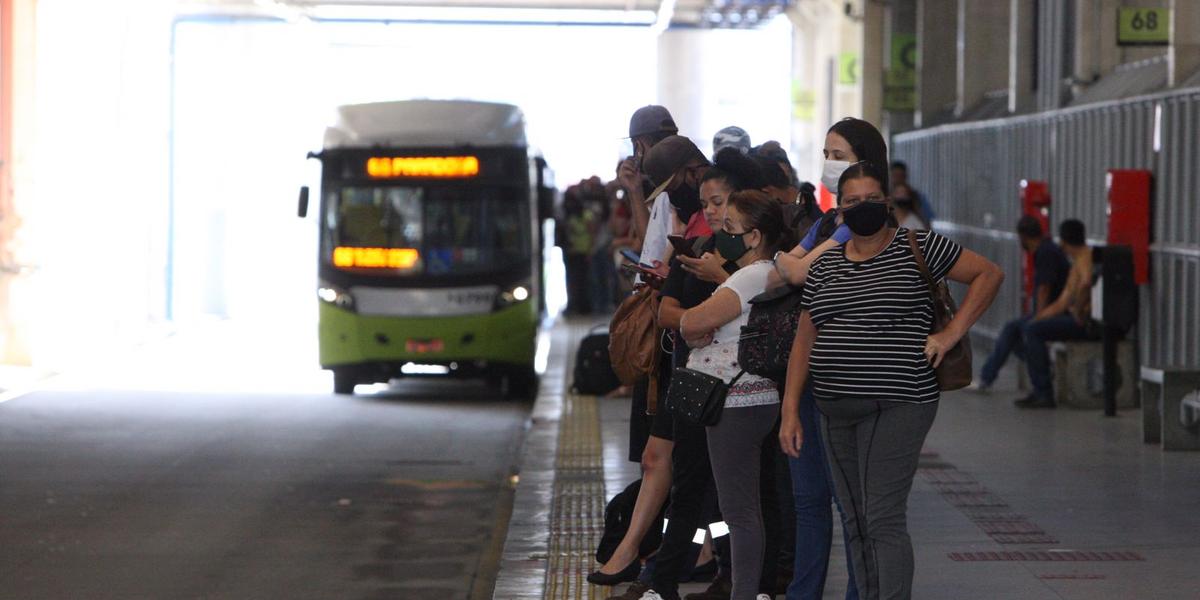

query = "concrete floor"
[497,320,1200,600]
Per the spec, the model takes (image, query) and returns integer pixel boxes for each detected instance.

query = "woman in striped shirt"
[778,162,1003,600]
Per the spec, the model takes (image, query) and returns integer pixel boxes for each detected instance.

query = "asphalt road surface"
[0,330,530,600]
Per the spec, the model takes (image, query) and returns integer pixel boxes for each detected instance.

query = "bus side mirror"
[298,186,309,218]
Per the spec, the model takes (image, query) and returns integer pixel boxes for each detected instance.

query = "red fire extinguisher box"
[1106,170,1152,285]
[1020,180,1051,313]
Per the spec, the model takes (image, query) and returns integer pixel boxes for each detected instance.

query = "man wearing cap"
[712,125,751,156]
[590,135,715,600]
[594,108,683,600]
[643,135,712,246]
[618,106,679,275]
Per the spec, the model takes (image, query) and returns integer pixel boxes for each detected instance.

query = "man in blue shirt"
[974,216,1070,392]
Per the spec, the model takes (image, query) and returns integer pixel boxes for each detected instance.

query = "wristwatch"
[772,250,785,263]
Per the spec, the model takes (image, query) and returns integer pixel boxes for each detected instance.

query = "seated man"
[1016,219,1096,408]
[976,216,1070,392]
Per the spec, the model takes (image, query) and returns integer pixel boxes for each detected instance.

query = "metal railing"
[895,87,1200,370]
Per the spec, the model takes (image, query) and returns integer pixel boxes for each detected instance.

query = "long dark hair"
[702,147,766,192]
[726,190,795,256]
[828,118,889,191]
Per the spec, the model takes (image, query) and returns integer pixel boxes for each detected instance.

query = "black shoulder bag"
[665,367,744,426]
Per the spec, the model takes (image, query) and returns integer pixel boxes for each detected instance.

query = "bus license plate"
[406,339,444,354]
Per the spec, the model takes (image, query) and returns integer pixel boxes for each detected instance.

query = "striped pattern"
[802,228,962,403]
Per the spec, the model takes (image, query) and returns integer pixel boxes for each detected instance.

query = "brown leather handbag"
[907,230,973,391]
[609,285,663,408]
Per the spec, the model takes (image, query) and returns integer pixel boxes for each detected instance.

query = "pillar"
[916,0,956,127]
[957,0,1010,116]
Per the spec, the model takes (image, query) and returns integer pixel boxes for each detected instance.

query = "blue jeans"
[1023,314,1090,398]
[980,316,1031,386]
[787,388,859,600]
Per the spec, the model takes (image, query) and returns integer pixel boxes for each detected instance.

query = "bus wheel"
[333,370,357,395]
[504,368,539,401]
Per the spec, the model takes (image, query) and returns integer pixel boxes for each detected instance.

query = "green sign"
[888,34,916,87]
[838,52,859,85]
[885,33,916,111]
[1118,8,1169,46]
[792,82,816,121]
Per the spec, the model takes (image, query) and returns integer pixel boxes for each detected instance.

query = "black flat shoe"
[587,559,641,585]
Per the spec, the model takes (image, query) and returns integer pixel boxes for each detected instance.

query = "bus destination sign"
[366,156,480,179]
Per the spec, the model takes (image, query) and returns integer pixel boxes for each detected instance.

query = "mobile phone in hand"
[667,235,698,259]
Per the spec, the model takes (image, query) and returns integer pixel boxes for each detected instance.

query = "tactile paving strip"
[918,451,1060,546]
[544,393,609,600]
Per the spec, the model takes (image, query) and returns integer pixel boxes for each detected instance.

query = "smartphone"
[667,235,697,259]
[619,248,642,264]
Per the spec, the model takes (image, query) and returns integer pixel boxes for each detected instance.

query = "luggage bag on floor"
[573,326,622,395]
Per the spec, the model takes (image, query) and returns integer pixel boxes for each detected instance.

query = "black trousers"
[564,253,591,314]
[652,415,718,598]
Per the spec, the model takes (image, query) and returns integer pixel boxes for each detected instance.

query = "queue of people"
[589,104,1005,600]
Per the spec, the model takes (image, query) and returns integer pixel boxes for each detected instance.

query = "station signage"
[1118,8,1169,46]
[884,33,917,112]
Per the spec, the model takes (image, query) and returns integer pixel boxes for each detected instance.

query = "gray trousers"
[707,403,780,600]
[816,399,938,600]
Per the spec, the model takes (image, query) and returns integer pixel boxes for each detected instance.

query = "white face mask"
[821,159,852,193]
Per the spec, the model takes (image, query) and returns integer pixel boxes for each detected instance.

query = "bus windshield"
[323,184,530,276]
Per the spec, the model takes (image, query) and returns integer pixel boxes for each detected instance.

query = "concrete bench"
[1050,340,1136,409]
[1140,367,1200,450]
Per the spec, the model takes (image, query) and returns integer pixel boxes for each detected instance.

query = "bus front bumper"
[317,301,537,374]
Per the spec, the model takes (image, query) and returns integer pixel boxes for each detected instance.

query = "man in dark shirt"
[974,216,1070,391]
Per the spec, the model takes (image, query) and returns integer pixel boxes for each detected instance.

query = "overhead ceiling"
[215,0,792,28]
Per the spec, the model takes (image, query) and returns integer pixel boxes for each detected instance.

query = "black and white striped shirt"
[801,228,963,403]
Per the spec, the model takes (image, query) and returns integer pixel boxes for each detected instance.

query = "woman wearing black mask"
[778,162,1003,600]
[679,191,795,600]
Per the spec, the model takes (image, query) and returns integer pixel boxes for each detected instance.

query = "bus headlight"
[318,283,356,312]
[495,282,532,309]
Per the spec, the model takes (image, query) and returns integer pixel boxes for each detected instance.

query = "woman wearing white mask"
[769,117,889,600]
[774,117,888,287]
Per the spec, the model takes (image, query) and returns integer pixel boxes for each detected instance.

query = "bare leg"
[596,434,674,574]
[697,534,714,565]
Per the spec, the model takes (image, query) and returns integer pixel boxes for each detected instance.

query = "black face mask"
[841,201,889,236]
[670,183,701,223]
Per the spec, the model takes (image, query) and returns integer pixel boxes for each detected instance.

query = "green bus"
[299,100,554,397]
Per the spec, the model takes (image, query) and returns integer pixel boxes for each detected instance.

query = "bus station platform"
[494,319,1200,600]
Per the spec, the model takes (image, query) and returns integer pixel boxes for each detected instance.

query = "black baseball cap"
[628,105,678,139]
[643,135,708,201]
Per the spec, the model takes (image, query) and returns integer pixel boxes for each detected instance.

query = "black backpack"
[573,326,622,395]
[595,479,665,564]
[739,285,804,382]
